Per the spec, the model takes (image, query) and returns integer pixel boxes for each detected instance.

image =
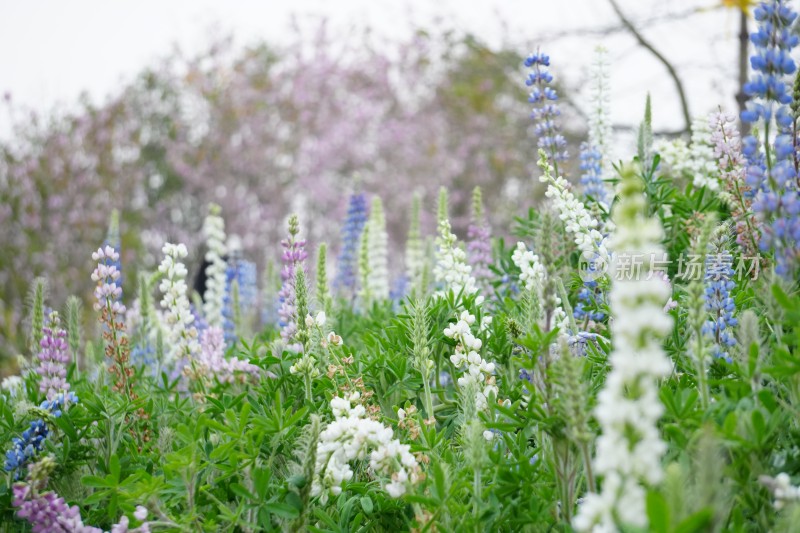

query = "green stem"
[304,373,313,403]
[579,440,596,494]
[422,372,435,422]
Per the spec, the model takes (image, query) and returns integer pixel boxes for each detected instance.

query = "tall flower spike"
[364,197,390,303]
[278,214,308,352]
[36,311,70,401]
[741,0,800,275]
[703,225,738,362]
[467,187,493,294]
[223,252,257,346]
[334,192,368,298]
[92,245,136,398]
[688,116,722,191]
[525,50,568,167]
[581,47,613,207]
[709,109,762,258]
[538,150,611,280]
[158,242,199,364]
[405,192,426,295]
[202,204,227,328]
[434,215,479,300]
[574,165,674,532]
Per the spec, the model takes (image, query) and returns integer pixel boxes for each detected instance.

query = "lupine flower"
[91,246,125,315]
[741,0,800,275]
[222,254,257,346]
[538,152,611,279]
[158,242,199,364]
[4,420,48,477]
[12,456,151,533]
[434,217,479,300]
[278,215,308,352]
[574,166,674,532]
[1,375,24,398]
[40,392,79,418]
[467,187,493,294]
[36,312,70,401]
[524,50,567,165]
[103,210,124,307]
[405,192,426,294]
[581,47,613,207]
[511,242,546,296]
[334,193,368,298]
[92,245,137,400]
[709,110,762,257]
[202,204,228,328]
[312,392,420,502]
[192,326,259,385]
[573,283,606,323]
[688,116,722,191]
[760,472,800,510]
[363,197,390,303]
[703,229,738,362]
[444,310,497,411]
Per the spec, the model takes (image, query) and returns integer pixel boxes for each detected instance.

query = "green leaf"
[265,502,299,519]
[230,482,256,501]
[771,283,793,310]
[674,508,714,533]
[360,495,373,515]
[645,491,670,533]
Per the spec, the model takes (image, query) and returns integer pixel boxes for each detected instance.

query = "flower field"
[3,1,800,532]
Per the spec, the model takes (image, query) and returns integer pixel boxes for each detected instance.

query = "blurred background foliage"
[0,23,587,362]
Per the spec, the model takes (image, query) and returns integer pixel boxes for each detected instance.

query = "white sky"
[0,0,745,138]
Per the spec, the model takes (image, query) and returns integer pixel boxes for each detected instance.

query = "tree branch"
[608,0,692,133]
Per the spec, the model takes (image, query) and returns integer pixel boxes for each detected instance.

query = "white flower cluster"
[91,245,126,314]
[687,116,721,191]
[654,137,690,177]
[444,310,497,411]
[575,171,674,532]
[434,219,479,299]
[158,243,199,363]
[588,46,613,178]
[655,117,720,191]
[1,375,24,399]
[762,473,800,510]
[365,198,390,302]
[539,158,611,274]
[512,241,569,334]
[202,205,227,328]
[511,242,546,294]
[313,393,419,502]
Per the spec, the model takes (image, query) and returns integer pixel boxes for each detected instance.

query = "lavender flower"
[91,245,125,315]
[12,456,150,533]
[467,187,493,294]
[278,215,308,351]
[36,311,70,401]
[525,50,567,166]
[195,326,259,384]
[334,193,368,298]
